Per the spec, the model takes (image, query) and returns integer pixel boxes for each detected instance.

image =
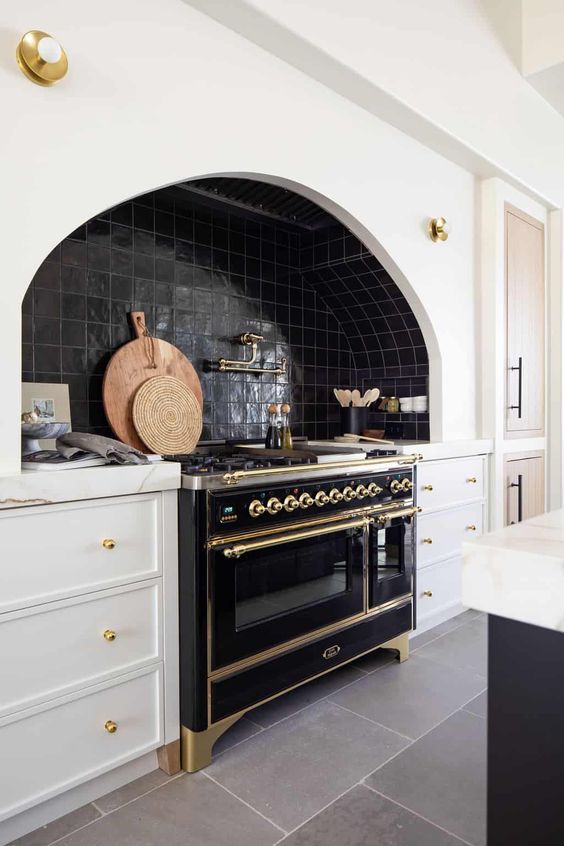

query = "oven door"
[209,516,367,671]
[369,507,418,609]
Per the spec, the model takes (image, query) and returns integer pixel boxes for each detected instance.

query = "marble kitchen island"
[462,510,564,845]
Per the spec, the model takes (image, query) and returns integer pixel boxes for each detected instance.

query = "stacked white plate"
[399,396,427,413]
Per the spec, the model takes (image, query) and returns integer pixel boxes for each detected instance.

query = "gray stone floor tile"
[10,804,101,846]
[213,716,263,757]
[366,710,487,846]
[281,784,466,845]
[350,646,396,673]
[208,699,410,831]
[329,654,485,739]
[462,690,487,719]
[411,610,483,651]
[59,772,281,846]
[249,663,366,728]
[415,618,488,677]
[94,769,174,813]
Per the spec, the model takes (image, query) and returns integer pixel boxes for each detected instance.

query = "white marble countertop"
[310,439,493,461]
[0,462,181,510]
[462,509,564,633]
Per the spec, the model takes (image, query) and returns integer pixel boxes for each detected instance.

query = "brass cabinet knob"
[466,524,477,531]
[423,590,433,597]
[342,486,357,501]
[104,720,118,733]
[329,488,343,503]
[422,537,433,544]
[423,484,433,491]
[103,629,117,642]
[284,495,300,512]
[102,538,116,550]
[299,493,314,509]
[315,491,330,507]
[467,477,477,484]
[266,497,283,515]
[249,499,266,518]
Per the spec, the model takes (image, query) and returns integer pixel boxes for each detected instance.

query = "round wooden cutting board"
[102,311,203,452]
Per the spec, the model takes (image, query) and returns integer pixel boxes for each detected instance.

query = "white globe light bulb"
[37,36,62,64]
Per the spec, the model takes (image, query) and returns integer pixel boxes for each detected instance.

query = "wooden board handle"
[130,311,147,339]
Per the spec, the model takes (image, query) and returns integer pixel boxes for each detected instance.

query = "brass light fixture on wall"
[428,217,450,242]
[16,31,68,86]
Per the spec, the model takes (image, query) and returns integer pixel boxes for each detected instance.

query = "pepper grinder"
[265,403,281,449]
[280,402,293,449]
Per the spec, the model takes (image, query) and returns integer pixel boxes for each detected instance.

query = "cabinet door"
[505,205,544,437]
[504,453,544,526]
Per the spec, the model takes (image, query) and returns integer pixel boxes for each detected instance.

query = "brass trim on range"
[221,516,372,559]
[374,506,421,524]
[222,454,422,485]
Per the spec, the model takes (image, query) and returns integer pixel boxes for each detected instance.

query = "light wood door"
[504,453,544,526]
[505,205,544,437]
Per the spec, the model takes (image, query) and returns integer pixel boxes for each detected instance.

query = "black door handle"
[510,474,523,523]
[509,357,523,419]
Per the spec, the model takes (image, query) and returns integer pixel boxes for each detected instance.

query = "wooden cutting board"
[102,311,203,452]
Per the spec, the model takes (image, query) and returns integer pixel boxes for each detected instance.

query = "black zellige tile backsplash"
[22,182,429,442]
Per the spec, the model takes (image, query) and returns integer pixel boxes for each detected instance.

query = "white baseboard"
[411,602,465,637]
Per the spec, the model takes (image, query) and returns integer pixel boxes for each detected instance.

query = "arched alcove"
[22,174,436,445]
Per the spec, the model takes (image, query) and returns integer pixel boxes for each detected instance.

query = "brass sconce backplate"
[17,30,68,86]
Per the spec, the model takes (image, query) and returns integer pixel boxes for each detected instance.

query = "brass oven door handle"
[222,517,371,559]
[375,506,421,525]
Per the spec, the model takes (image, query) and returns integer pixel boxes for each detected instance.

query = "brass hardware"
[103,629,116,642]
[314,490,329,506]
[428,217,450,242]
[181,716,242,772]
[266,497,283,515]
[329,488,343,503]
[355,485,369,499]
[423,484,433,491]
[401,479,414,491]
[467,477,477,484]
[375,506,421,525]
[342,485,357,501]
[222,516,370,559]
[284,494,300,513]
[104,720,118,734]
[299,492,314,509]
[16,31,68,86]
[390,480,403,494]
[102,538,116,550]
[367,482,383,496]
[222,454,421,485]
[422,537,433,544]
[466,524,477,531]
[249,499,266,518]
[380,632,410,663]
[217,333,287,376]
[322,645,341,660]
[423,590,433,597]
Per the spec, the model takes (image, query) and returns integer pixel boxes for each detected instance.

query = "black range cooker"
[171,444,421,771]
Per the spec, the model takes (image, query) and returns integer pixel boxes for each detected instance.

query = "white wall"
[0,0,479,474]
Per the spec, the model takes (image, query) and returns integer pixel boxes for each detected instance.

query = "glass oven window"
[235,533,351,629]
[375,521,411,581]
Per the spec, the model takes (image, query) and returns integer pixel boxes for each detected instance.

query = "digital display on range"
[220,504,237,522]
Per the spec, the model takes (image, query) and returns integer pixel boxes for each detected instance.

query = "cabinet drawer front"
[0,495,161,612]
[0,667,162,822]
[416,558,462,625]
[0,582,161,717]
[417,457,484,510]
[417,503,483,568]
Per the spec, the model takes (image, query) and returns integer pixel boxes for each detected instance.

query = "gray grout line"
[212,725,265,760]
[412,648,488,682]
[272,783,364,844]
[411,613,483,654]
[201,770,287,835]
[329,700,416,742]
[362,783,475,846]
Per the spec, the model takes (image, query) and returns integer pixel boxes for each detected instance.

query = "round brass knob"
[356,485,369,499]
[104,720,118,733]
[329,488,343,503]
[367,483,383,497]
[284,495,300,512]
[466,524,477,531]
[422,537,433,544]
[390,480,402,494]
[249,499,266,518]
[401,479,414,491]
[315,491,329,507]
[266,497,283,515]
[342,486,357,502]
[423,484,433,491]
[467,477,477,484]
[102,538,116,550]
[423,590,433,598]
[103,629,116,642]
[299,493,314,509]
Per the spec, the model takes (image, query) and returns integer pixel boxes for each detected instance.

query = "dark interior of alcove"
[22,177,429,442]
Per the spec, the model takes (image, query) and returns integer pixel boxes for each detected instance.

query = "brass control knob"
[342,486,357,502]
[284,495,300,512]
[104,720,118,733]
[356,485,369,499]
[103,629,116,642]
[299,493,314,509]
[329,488,343,503]
[367,483,383,497]
[102,538,116,550]
[249,499,266,518]
[401,478,414,491]
[390,480,403,494]
[266,497,283,515]
[315,490,330,507]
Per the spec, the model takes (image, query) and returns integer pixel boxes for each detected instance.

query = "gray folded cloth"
[56,432,149,465]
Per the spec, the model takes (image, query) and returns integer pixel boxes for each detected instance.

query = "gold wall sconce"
[16,31,68,86]
[428,217,450,242]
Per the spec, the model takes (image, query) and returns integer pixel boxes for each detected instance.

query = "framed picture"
[21,383,71,448]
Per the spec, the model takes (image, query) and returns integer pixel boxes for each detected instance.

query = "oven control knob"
[329,488,344,503]
[355,485,369,499]
[342,486,357,501]
[284,495,300,512]
[315,491,330,506]
[401,478,414,491]
[367,483,383,497]
[299,492,314,509]
[266,497,283,515]
[389,479,403,494]
[249,499,266,518]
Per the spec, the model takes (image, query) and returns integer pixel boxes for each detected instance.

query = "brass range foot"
[380,631,409,663]
[181,714,242,772]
